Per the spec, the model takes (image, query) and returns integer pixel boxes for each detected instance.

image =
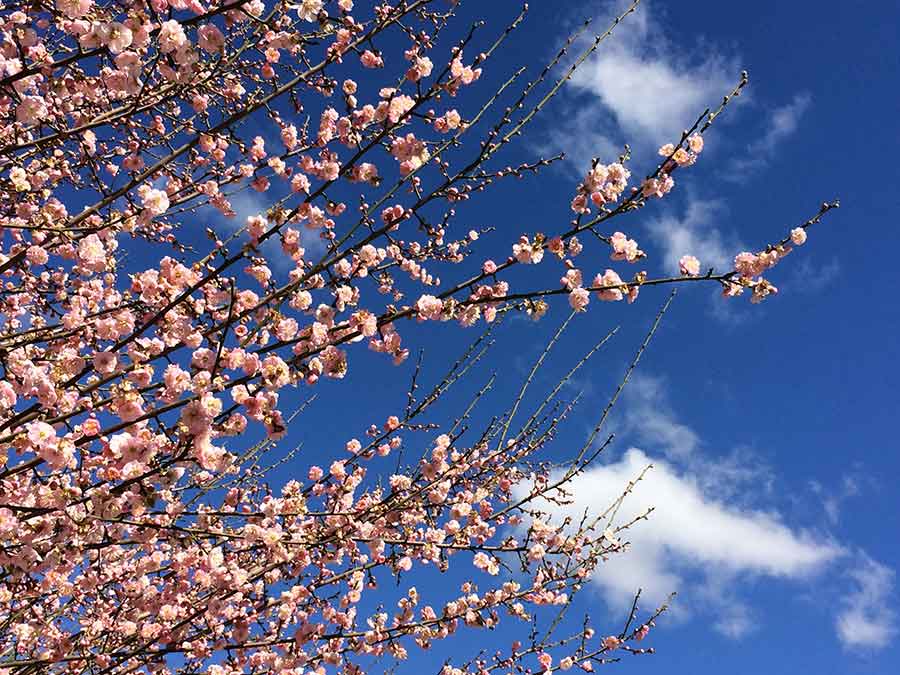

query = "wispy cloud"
[787,256,841,294]
[836,554,898,650]
[809,474,864,526]
[728,93,811,178]
[642,197,741,274]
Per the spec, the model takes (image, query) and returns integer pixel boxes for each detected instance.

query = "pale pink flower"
[601,635,621,650]
[93,352,117,374]
[568,287,590,312]
[15,96,47,125]
[77,233,106,271]
[679,255,701,276]
[360,50,384,68]
[141,188,170,216]
[512,236,544,264]
[57,0,92,19]
[688,133,704,153]
[105,22,133,54]
[415,294,443,321]
[537,652,552,672]
[594,270,624,302]
[296,0,323,21]
[158,20,187,54]
[609,232,643,262]
[27,421,57,449]
[26,245,49,265]
[198,24,225,53]
[790,227,807,245]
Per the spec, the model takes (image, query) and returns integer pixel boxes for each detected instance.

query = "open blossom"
[751,278,779,304]
[360,50,384,68]
[791,227,807,245]
[688,133,704,153]
[57,0,92,18]
[527,544,547,562]
[679,255,701,276]
[26,245,49,265]
[513,235,544,264]
[27,421,57,449]
[537,652,553,672]
[391,134,429,175]
[15,96,48,125]
[594,269,624,302]
[198,24,225,53]
[434,109,462,132]
[105,22,133,54]
[609,232,643,262]
[296,0,323,21]
[141,188,170,216]
[569,287,590,312]
[415,294,443,321]
[641,174,674,199]
[93,352,117,374]
[406,55,434,82]
[602,635,622,651]
[77,233,106,270]
[158,20,187,54]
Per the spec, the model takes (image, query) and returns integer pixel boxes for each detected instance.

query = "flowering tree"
[0,0,838,674]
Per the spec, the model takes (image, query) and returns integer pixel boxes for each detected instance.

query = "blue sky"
[186,0,900,672]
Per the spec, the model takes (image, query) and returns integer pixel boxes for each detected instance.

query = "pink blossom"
[537,652,552,672]
[415,294,443,321]
[158,20,187,54]
[198,24,225,53]
[601,635,621,650]
[568,287,590,312]
[512,236,544,264]
[57,0,92,18]
[93,352,117,374]
[679,255,701,276]
[141,188,170,216]
[361,50,384,68]
[791,227,807,245]
[609,232,643,262]
[593,270,624,302]
[15,96,48,125]
[688,133,704,153]
[296,0,323,22]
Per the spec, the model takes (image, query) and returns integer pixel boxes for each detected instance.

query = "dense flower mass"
[0,1,836,674]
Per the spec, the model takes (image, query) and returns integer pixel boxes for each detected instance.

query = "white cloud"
[517,372,846,636]
[528,448,840,620]
[728,93,811,177]
[642,197,741,276]
[836,554,898,650]
[547,1,739,170]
